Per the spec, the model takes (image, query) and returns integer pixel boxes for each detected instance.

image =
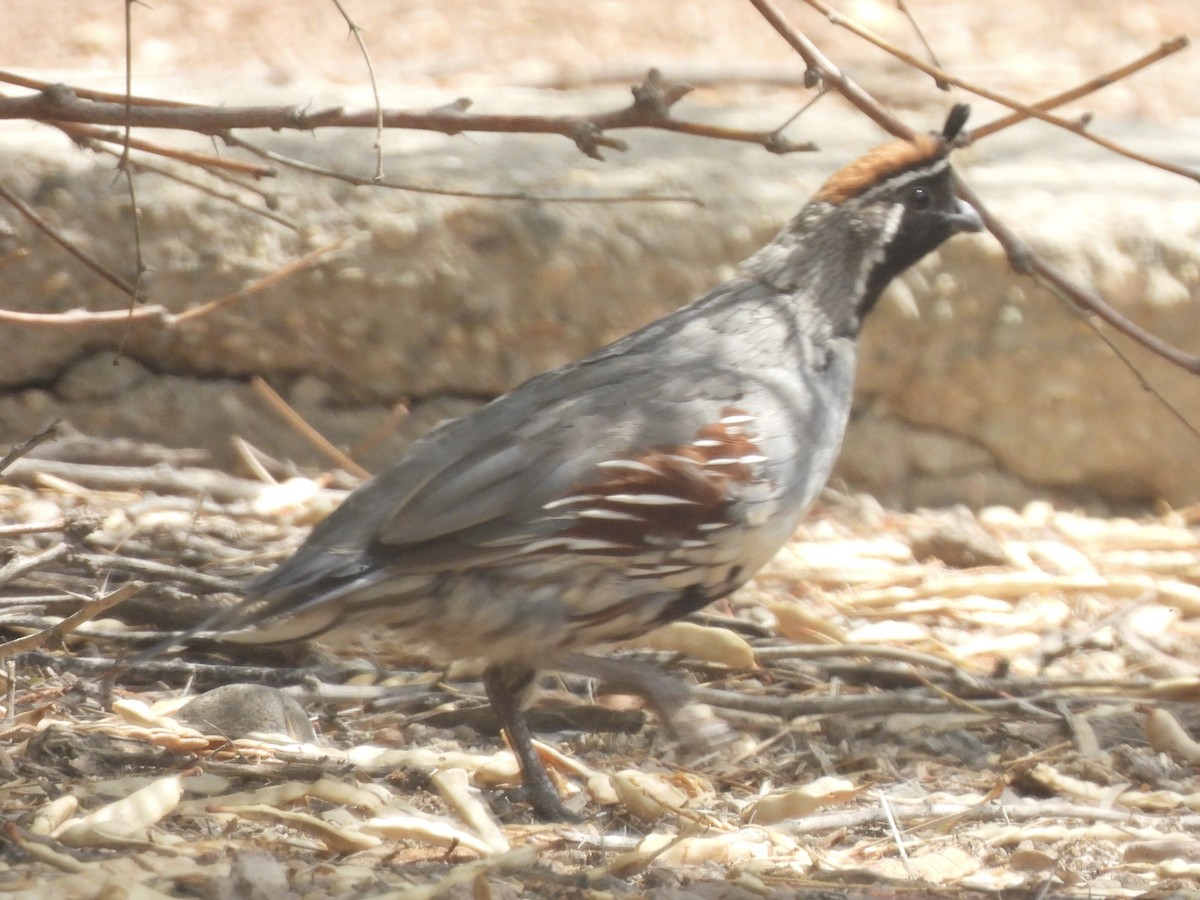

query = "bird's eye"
[909,186,932,210]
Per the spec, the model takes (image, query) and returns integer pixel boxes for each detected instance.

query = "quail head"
[151,106,982,820]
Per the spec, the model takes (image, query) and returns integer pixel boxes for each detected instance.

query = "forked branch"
[746,0,1200,378]
[0,69,817,161]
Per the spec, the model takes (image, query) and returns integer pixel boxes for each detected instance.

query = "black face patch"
[861,171,968,311]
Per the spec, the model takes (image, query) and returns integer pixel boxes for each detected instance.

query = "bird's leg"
[559,652,734,748]
[558,652,690,728]
[482,662,579,822]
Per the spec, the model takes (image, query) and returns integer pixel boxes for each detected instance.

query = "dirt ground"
[3,2,1200,898]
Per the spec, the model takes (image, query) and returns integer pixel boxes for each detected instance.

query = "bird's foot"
[515,781,585,823]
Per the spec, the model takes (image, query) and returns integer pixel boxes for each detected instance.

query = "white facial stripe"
[843,154,951,309]
[853,201,905,306]
[872,157,949,194]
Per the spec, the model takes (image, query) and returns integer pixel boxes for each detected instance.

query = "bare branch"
[972,37,1191,140]
[0,181,140,299]
[894,0,948,90]
[54,120,276,177]
[0,242,343,329]
[0,420,62,476]
[0,305,170,328]
[0,582,145,661]
[85,142,298,232]
[173,240,347,323]
[797,0,1197,182]
[1070,297,1200,443]
[249,376,371,479]
[0,458,273,502]
[747,0,912,137]
[328,0,386,180]
[119,0,145,305]
[952,179,1200,377]
[113,0,147,354]
[747,0,1200,385]
[1035,258,1200,376]
[224,133,704,204]
[0,72,816,158]
[0,543,71,590]
[0,69,198,107]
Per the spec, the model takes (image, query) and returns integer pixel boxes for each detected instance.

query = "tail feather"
[110,567,392,675]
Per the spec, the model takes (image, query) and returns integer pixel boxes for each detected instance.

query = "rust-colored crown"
[812,104,970,206]
[813,133,945,205]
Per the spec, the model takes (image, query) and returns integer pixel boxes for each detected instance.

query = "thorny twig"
[329,0,386,180]
[746,0,1200,396]
[0,419,62,476]
[0,458,307,503]
[0,181,139,299]
[0,5,1194,464]
[118,0,145,315]
[87,142,298,232]
[894,0,947,89]
[0,582,144,661]
[953,179,1200,377]
[971,36,1191,140]
[173,240,347,323]
[249,376,372,479]
[223,132,704,205]
[0,241,344,329]
[74,554,240,593]
[0,70,817,160]
[0,544,72,591]
[798,0,1197,182]
[53,119,277,177]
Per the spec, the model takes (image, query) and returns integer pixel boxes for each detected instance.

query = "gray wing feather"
[254,279,791,592]
[377,362,744,554]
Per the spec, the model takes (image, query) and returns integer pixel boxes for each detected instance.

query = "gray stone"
[54,352,152,401]
[176,683,316,742]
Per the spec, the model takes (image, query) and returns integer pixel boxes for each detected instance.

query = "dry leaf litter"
[2,444,1200,898]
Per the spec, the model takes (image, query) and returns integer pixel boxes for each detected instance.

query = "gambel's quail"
[147,106,983,819]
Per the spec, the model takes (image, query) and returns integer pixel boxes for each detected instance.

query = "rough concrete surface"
[1,1,1199,508]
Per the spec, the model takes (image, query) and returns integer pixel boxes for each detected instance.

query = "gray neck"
[738,200,896,341]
